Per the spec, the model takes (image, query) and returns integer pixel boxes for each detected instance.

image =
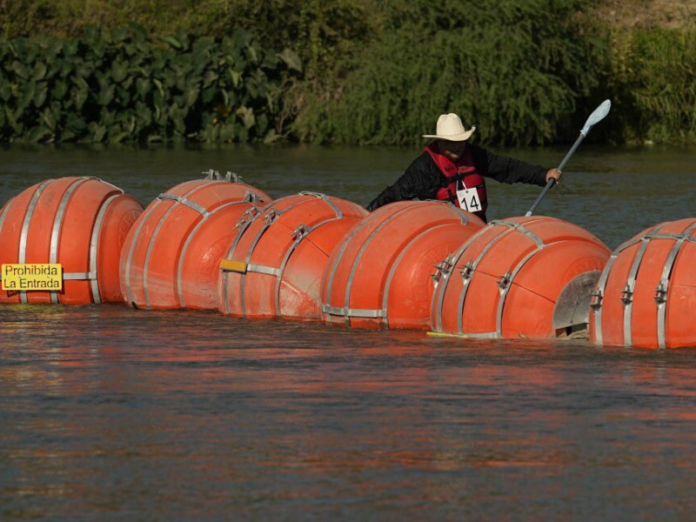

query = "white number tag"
[457,187,482,212]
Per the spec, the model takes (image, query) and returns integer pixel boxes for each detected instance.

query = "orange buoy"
[219,192,367,320]
[589,218,696,349]
[120,172,271,310]
[0,177,143,305]
[431,216,611,339]
[320,201,485,330]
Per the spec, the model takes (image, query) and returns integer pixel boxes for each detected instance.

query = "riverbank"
[0,0,694,146]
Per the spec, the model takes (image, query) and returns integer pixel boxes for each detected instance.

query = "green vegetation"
[0,25,301,143]
[0,0,694,145]
[293,0,605,146]
[608,26,696,143]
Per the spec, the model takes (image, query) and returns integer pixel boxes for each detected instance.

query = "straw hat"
[423,113,476,141]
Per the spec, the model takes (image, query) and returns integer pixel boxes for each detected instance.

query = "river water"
[1,143,695,519]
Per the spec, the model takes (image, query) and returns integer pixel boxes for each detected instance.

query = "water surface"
[1,143,696,519]
[1,142,693,247]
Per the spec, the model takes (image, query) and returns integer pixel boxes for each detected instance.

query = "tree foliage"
[0,25,301,143]
[293,0,606,146]
[1,0,695,145]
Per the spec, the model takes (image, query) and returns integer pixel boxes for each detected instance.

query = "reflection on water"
[3,306,696,518]
[1,142,695,248]
[1,144,696,518]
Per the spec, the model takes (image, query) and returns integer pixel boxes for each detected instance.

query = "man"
[366,113,562,222]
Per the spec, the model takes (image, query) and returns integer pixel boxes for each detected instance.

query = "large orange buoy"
[431,216,611,339]
[320,201,485,330]
[0,177,143,305]
[120,172,271,310]
[219,192,367,320]
[589,218,696,349]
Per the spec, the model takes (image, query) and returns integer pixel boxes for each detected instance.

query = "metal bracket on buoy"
[265,209,278,225]
[440,200,471,224]
[297,192,344,219]
[235,207,259,228]
[654,282,668,304]
[243,191,259,203]
[292,224,309,241]
[498,271,512,291]
[202,169,242,183]
[225,171,242,183]
[590,289,603,309]
[436,255,455,275]
[620,283,634,305]
[432,255,455,284]
[460,261,475,281]
[321,303,387,319]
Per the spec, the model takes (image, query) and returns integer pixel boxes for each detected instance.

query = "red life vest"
[424,143,488,221]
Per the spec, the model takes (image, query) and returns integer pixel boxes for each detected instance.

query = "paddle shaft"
[525,132,586,217]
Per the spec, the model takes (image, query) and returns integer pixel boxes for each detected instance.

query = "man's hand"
[545,168,562,184]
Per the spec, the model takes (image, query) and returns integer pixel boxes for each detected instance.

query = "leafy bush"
[292,0,606,146]
[0,24,302,143]
[618,26,696,142]
[0,0,371,82]
[2,1,695,146]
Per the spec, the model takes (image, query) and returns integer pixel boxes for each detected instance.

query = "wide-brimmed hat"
[423,113,476,141]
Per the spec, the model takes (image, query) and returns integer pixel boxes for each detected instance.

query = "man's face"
[437,139,466,161]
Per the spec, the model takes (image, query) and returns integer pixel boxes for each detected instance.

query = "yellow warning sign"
[1,264,63,291]
[219,259,248,273]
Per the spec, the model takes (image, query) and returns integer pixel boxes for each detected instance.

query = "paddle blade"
[581,99,611,136]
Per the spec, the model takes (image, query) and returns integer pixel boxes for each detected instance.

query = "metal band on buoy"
[382,224,448,328]
[224,194,342,318]
[429,219,488,333]
[340,206,416,325]
[321,209,376,321]
[493,222,545,337]
[592,221,696,349]
[124,199,165,307]
[121,174,269,310]
[1,177,141,305]
[432,219,545,338]
[220,193,366,320]
[655,223,696,349]
[321,200,483,330]
[158,193,210,217]
[433,216,610,340]
[592,223,666,346]
[320,304,387,318]
[89,193,122,304]
[177,200,249,308]
[18,180,53,303]
[434,223,512,335]
[141,182,220,309]
[273,217,341,315]
[238,208,282,318]
[49,178,92,303]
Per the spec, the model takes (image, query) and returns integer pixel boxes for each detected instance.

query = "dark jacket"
[367,144,548,212]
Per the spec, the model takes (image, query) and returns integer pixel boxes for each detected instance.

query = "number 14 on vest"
[456,186,482,213]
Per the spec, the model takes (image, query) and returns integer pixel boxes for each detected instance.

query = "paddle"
[525,99,612,217]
